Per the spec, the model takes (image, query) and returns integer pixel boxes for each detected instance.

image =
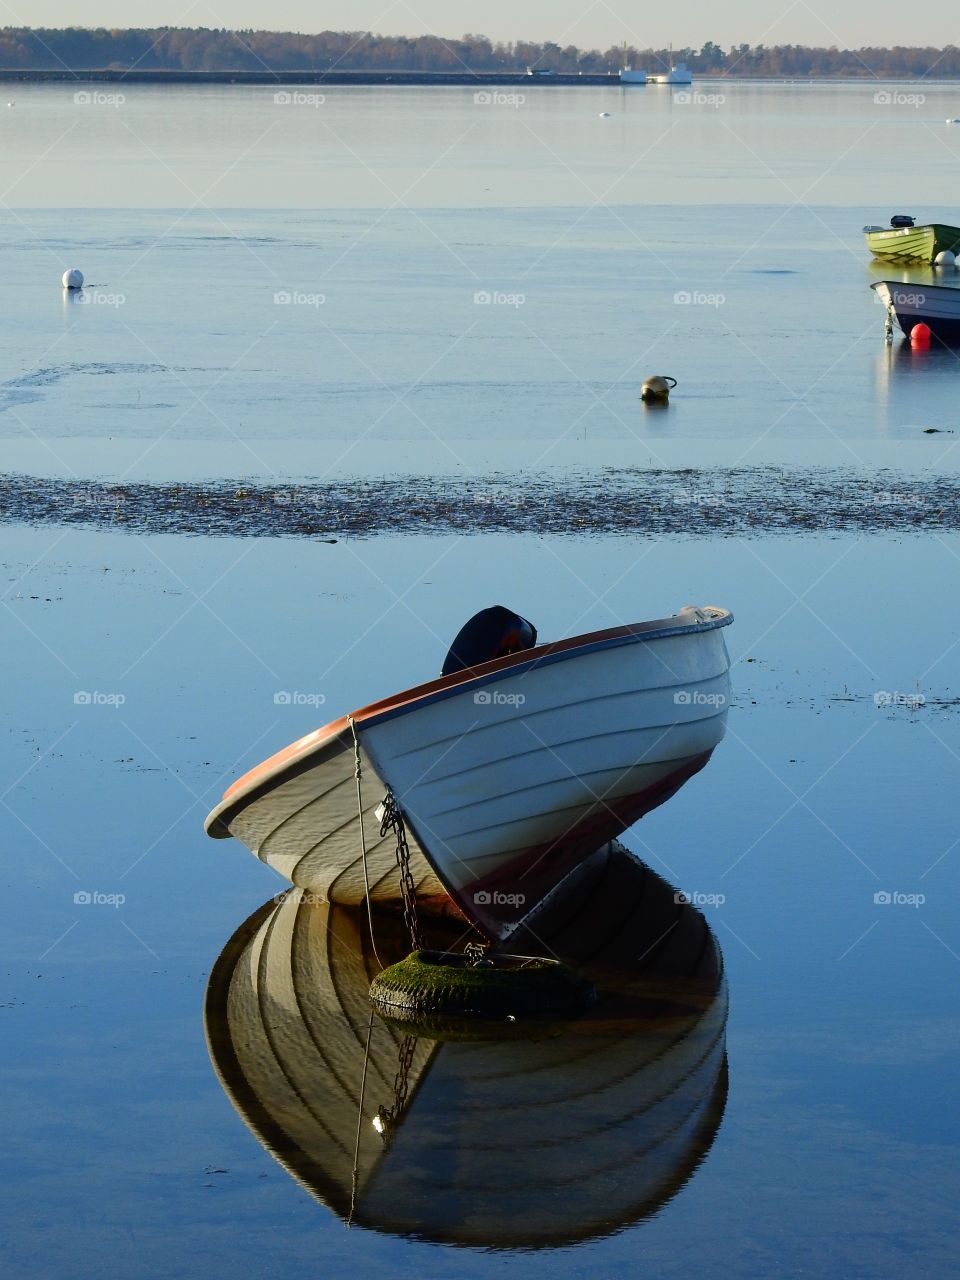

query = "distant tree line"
[1,28,959,77]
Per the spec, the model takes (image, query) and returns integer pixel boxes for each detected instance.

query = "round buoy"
[935,249,957,268]
[641,374,678,404]
[369,950,596,1020]
[61,268,84,290]
[911,322,932,347]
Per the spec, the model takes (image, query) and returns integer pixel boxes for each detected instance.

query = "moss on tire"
[369,950,596,1020]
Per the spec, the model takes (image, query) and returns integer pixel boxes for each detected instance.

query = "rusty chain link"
[378,789,423,952]
[375,1033,418,1147]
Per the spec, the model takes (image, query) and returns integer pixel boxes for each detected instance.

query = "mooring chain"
[375,1033,418,1147]
[393,1033,417,1115]
[463,940,490,967]
[377,789,423,952]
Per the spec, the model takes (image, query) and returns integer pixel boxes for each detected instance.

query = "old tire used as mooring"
[369,950,596,1019]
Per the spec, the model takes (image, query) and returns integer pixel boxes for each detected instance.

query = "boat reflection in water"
[875,329,960,420]
[205,844,728,1249]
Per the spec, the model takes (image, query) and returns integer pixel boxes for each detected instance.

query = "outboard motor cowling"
[441,606,538,676]
[890,214,916,228]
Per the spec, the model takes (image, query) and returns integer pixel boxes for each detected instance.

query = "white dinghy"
[205,604,733,939]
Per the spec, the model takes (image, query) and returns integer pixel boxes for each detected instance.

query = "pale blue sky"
[6,0,951,48]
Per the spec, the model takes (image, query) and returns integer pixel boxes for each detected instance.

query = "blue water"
[2,82,960,1278]
[3,526,959,1277]
[2,203,960,469]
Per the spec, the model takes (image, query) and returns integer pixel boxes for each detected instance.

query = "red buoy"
[911,322,932,347]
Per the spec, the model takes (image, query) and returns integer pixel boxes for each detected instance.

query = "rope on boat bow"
[348,718,423,959]
[348,715,384,971]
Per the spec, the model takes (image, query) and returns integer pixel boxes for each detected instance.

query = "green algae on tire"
[369,950,596,1020]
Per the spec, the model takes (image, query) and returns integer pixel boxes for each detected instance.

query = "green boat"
[864,215,960,263]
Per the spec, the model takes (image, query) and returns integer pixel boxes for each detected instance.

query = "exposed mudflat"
[2,468,959,538]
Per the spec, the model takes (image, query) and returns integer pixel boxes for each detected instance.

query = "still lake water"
[3,83,960,1278]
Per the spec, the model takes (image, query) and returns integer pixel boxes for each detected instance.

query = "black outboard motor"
[441,606,538,676]
[890,214,915,228]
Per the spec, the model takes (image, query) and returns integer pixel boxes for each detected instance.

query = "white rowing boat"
[205,604,733,939]
[872,278,960,341]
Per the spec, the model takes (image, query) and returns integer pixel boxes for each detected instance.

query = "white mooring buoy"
[935,249,957,268]
[61,268,84,289]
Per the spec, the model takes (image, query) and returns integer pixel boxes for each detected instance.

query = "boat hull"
[360,625,730,938]
[864,223,960,263]
[872,279,960,341]
[206,607,733,940]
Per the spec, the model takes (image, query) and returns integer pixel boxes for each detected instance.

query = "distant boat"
[619,41,647,84]
[864,215,960,263]
[205,604,733,941]
[650,61,693,85]
[872,278,960,341]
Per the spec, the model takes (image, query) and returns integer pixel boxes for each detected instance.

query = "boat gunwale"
[205,609,732,837]
[871,278,960,302]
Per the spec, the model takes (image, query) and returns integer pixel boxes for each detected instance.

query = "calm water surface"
[2,83,959,1278]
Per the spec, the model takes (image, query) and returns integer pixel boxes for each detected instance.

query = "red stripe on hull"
[455,750,714,939]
